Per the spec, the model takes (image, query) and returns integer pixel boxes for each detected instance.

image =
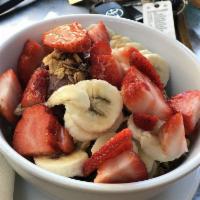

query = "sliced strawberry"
[83,128,133,176]
[121,67,172,121]
[0,69,22,123]
[21,68,49,107]
[90,41,111,59]
[56,127,75,154]
[158,113,188,158]
[168,90,200,135]
[13,105,74,156]
[113,47,163,91]
[129,48,164,91]
[17,39,45,86]
[90,55,123,88]
[132,113,159,131]
[94,151,148,183]
[42,22,91,53]
[88,21,110,44]
[13,105,59,156]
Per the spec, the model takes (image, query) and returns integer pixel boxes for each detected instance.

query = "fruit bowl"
[0,14,200,200]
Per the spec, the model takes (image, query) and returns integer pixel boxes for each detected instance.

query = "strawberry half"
[90,41,112,60]
[21,68,49,107]
[158,113,188,158]
[0,69,22,123]
[132,113,159,131]
[13,105,74,156]
[94,151,148,183]
[42,22,91,53]
[88,21,110,44]
[113,47,164,91]
[168,90,200,135]
[83,128,133,176]
[129,48,164,91]
[90,55,123,88]
[56,127,75,154]
[17,39,45,86]
[121,67,172,121]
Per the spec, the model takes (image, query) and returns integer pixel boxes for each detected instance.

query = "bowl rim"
[0,14,200,193]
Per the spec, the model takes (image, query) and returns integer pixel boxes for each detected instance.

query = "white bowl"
[0,14,200,200]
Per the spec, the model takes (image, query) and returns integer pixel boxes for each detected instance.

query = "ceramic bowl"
[0,14,200,200]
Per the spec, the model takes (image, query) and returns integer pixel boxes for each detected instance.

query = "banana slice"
[139,149,155,174]
[125,42,145,50]
[64,112,102,141]
[108,112,124,133]
[34,151,88,177]
[47,84,90,110]
[76,141,91,151]
[128,114,187,162]
[143,53,170,86]
[47,79,123,140]
[110,34,145,50]
[140,49,152,55]
[127,114,143,141]
[69,80,123,133]
[65,112,123,142]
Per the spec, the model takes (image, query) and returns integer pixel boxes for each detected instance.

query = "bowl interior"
[0,14,200,192]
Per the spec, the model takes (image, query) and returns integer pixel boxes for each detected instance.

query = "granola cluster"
[43,50,89,82]
[43,50,90,95]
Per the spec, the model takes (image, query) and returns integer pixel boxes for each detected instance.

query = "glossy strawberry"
[129,48,164,91]
[56,127,75,154]
[21,68,49,107]
[90,41,111,59]
[88,21,110,44]
[17,39,45,86]
[13,105,74,156]
[168,90,200,134]
[90,55,123,88]
[133,113,159,131]
[121,67,172,121]
[83,128,133,176]
[94,151,148,183]
[0,69,22,123]
[159,113,188,158]
[42,22,91,53]
[113,47,164,91]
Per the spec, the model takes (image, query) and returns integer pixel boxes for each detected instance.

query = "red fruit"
[56,127,75,154]
[42,44,54,55]
[0,69,22,123]
[90,41,111,59]
[129,48,164,91]
[42,22,91,53]
[94,151,148,183]
[88,21,110,43]
[13,105,59,156]
[83,128,133,176]
[90,55,123,88]
[121,67,172,121]
[13,105,74,156]
[168,90,200,135]
[132,113,159,131]
[114,47,163,91]
[159,113,187,157]
[17,39,45,86]
[21,68,49,107]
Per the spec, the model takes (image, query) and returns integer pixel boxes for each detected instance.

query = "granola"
[43,50,89,82]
